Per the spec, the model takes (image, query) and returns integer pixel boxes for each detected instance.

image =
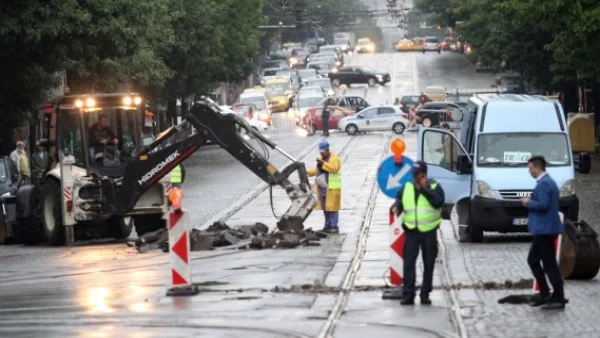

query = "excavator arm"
[114,100,316,231]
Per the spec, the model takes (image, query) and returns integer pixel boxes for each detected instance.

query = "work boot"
[400,298,414,306]
[529,294,549,307]
[327,227,339,234]
[542,300,565,310]
[420,295,432,305]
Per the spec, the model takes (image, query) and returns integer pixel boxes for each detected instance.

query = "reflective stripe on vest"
[402,181,442,232]
[171,165,182,183]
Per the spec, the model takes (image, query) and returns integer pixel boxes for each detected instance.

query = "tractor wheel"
[108,216,133,240]
[133,214,166,237]
[42,179,65,246]
[19,188,44,245]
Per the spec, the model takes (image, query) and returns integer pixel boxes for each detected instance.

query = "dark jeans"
[403,228,438,299]
[322,116,329,136]
[528,234,565,301]
[320,195,339,228]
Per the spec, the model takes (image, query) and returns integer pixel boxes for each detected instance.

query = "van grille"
[499,190,532,200]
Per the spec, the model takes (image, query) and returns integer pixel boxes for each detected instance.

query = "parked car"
[294,94,326,124]
[263,60,289,70]
[306,78,334,95]
[416,101,465,127]
[355,38,376,53]
[398,94,422,113]
[301,106,353,133]
[219,106,269,131]
[318,95,370,113]
[423,36,441,53]
[424,85,447,101]
[297,68,318,84]
[395,39,414,52]
[307,62,337,77]
[239,93,272,125]
[298,85,326,96]
[328,66,390,87]
[338,105,409,135]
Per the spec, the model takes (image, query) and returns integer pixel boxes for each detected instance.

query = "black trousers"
[322,115,329,136]
[528,234,565,300]
[402,228,438,299]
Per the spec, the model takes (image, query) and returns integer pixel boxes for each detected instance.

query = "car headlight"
[376,74,383,80]
[560,179,575,197]
[327,89,334,96]
[290,57,298,64]
[336,61,341,66]
[476,180,494,198]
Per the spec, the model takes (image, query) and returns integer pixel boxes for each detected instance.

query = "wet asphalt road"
[0,48,499,337]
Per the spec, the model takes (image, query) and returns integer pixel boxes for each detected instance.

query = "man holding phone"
[391,161,445,305]
[307,140,341,233]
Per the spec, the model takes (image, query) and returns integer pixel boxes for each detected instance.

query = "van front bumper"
[470,195,579,232]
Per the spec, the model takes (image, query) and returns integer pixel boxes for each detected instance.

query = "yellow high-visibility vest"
[171,165,182,184]
[402,182,442,232]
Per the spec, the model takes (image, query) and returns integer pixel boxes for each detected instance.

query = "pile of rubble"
[131,221,329,253]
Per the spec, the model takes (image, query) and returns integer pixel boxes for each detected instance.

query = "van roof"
[472,95,564,133]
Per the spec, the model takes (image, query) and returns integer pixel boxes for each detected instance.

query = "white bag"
[315,174,328,189]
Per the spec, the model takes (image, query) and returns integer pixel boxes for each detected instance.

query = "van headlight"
[560,179,575,197]
[476,180,494,198]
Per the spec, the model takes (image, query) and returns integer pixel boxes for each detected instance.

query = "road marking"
[412,53,420,93]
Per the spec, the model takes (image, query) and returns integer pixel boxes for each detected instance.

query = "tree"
[0,0,174,138]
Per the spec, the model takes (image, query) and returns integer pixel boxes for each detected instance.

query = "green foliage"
[0,0,264,135]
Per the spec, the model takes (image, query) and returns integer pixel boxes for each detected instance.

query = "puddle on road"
[223,296,261,300]
[192,281,229,286]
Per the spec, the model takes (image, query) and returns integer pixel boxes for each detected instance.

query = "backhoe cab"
[34,93,171,245]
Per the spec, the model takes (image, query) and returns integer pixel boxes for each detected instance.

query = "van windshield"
[477,133,570,167]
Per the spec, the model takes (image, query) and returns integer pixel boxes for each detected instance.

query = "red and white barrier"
[533,212,564,293]
[389,212,405,286]
[166,209,199,296]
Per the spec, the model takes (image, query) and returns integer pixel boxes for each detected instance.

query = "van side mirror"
[457,154,472,174]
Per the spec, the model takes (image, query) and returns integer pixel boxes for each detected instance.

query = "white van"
[417,94,584,242]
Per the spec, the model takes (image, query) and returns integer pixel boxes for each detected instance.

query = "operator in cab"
[89,114,119,147]
[89,114,119,163]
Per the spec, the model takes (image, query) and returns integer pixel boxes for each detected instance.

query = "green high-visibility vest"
[171,165,182,184]
[328,172,341,189]
[402,182,442,232]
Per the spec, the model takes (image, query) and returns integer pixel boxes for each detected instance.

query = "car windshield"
[477,133,570,167]
[265,62,282,68]
[240,97,266,109]
[276,70,291,76]
[358,39,370,45]
[501,77,521,85]
[298,96,323,108]
[301,86,322,93]
[266,82,288,91]
[298,70,316,77]
[263,70,277,76]
[426,38,439,43]
[426,87,446,94]
[308,79,332,89]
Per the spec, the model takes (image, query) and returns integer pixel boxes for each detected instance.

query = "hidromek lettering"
[138,151,180,185]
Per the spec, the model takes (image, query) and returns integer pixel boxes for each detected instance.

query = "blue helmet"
[319,140,329,151]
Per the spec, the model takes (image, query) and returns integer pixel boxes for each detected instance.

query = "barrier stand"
[533,212,564,293]
[382,211,405,300]
[166,188,199,297]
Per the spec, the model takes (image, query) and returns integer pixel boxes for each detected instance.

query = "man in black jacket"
[391,161,445,305]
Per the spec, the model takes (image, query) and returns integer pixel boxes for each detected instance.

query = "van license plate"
[513,218,528,226]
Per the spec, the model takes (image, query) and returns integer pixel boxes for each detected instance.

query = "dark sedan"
[328,66,390,87]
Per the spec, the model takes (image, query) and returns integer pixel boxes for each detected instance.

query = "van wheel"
[422,117,433,127]
[468,224,484,243]
[345,124,359,135]
[42,179,65,246]
[392,122,406,134]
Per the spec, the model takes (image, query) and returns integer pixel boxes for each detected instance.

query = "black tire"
[392,122,406,134]
[367,78,377,87]
[108,216,133,240]
[345,124,359,135]
[438,49,441,54]
[16,187,44,245]
[133,214,166,237]
[41,179,65,246]
[469,224,484,243]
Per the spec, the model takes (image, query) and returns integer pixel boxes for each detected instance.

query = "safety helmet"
[319,140,329,151]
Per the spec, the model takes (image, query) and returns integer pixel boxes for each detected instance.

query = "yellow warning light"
[75,100,84,108]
